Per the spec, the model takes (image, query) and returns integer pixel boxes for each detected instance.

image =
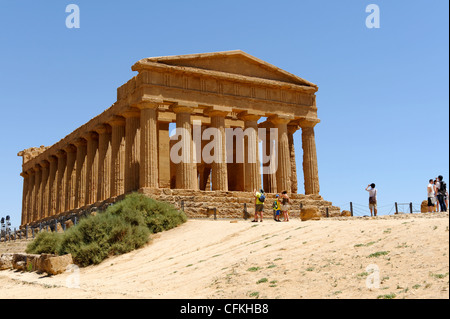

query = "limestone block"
[340,210,352,217]
[38,254,73,276]
[0,254,14,270]
[26,254,41,272]
[420,200,428,213]
[300,206,321,221]
[12,254,28,271]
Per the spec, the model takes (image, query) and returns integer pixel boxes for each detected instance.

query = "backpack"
[440,181,447,194]
[272,200,278,209]
[259,194,266,203]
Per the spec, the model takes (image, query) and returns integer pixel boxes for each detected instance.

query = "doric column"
[206,108,230,191]
[122,108,141,193]
[95,124,112,201]
[173,105,198,190]
[48,156,58,217]
[33,165,42,221]
[264,125,277,193]
[26,169,35,223]
[20,172,29,225]
[55,150,67,214]
[270,116,292,193]
[85,132,99,205]
[39,160,50,219]
[108,116,126,197]
[137,102,159,189]
[299,119,320,195]
[239,113,262,192]
[64,145,77,211]
[288,124,299,194]
[74,138,87,209]
[158,122,171,188]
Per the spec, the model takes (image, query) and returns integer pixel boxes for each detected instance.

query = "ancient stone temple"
[18,50,339,226]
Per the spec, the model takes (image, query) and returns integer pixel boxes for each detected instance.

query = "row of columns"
[20,102,320,225]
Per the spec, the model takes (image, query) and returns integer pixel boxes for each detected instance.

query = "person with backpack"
[436,175,447,212]
[272,194,281,222]
[252,189,266,222]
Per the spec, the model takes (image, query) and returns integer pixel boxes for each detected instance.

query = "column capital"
[20,171,29,178]
[94,124,112,135]
[47,155,58,163]
[269,115,294,125]
[55,149,67,158]
[298,118,320,128]
[82,131,99,141]
[204,105,232,118]
[287,124,300,134]
[33,164,42,172]
[120,107,141,118]
[170,101,198,114]
[107,115,126,127]
[135,101,160,110]
[63,144,77,153]
[73,138,87,147]
[39,160,50,169]
[238,110,264,122]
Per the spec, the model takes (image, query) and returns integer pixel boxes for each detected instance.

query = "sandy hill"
[0,213,448,299]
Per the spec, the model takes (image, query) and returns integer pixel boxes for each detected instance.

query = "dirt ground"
[0,213,448,299]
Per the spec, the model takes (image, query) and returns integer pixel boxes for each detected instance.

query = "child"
[280,191,290,222]
[272,194,281,222]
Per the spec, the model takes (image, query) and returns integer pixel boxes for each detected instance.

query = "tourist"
[427,179,436,213]
[272,194,281,222]
[365,183,378,216]
[252,189,265,222]
[434,179,440,212]
[445,190,449,212]
[280,191,291,221]
[436,176,447,212]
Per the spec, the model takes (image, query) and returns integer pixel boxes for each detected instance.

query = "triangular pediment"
[135,50,316,88]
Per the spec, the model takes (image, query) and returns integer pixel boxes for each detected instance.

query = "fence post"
[213,208,217,220]
[395,202,398,214]
[350,202,353,216]
[409,202,413,214]
[181,200,185,212]
[26,226,28,240]
[326,207,329,218]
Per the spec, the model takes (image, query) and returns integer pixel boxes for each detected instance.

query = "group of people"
[366,175,448,217]
[252,189,291,222]
[427,175,448,213]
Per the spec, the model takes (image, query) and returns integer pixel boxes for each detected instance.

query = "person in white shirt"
[365,183,378,216]
[427,179,435,213]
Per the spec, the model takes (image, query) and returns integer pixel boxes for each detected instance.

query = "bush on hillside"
[26,193,187,267]
[107,193,187,233]
[25,231,62,255]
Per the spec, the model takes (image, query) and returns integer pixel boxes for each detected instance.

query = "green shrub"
[26,193,186,267]
[107,193,187,233]
[26,231,62,255]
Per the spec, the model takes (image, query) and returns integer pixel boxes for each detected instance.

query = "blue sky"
[0,0,448,226]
